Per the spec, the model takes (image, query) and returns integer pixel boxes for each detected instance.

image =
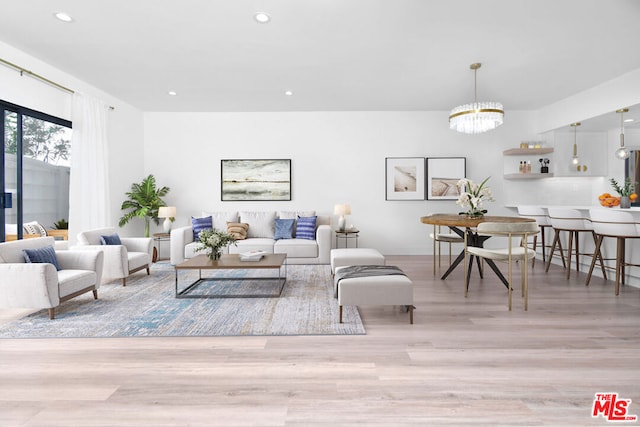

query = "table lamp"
[334,204,351,232]
[158,206,176,233]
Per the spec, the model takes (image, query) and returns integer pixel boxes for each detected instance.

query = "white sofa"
[74,227,153,286]
[170,211,331,265]
[0,237,104,319]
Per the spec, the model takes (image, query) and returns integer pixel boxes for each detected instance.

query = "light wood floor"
[0,255,638,426]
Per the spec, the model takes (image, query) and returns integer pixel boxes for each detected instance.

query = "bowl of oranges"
[598,192,638,207]
[598,193,620,207]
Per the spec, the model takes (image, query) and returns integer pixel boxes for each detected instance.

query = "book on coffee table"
[239,250,268,261]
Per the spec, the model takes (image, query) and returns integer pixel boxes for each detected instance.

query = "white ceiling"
[1,0,640,118]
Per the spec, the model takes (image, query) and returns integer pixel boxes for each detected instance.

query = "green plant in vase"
[118,174,170,237]
[52,218,68,230]
[610,178,638,209]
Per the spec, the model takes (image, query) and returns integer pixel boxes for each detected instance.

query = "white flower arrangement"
[456,176,494,217]
[194,228,237,260]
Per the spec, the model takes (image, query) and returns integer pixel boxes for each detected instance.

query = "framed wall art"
[385,157,426,201]
[221,159,291,201]
[426,157,466,200]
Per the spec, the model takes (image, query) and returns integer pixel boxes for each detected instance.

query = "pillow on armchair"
[22,245,61,271]
[100,233,122,245]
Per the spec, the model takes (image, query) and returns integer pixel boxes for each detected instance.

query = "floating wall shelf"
[503,148,554,156]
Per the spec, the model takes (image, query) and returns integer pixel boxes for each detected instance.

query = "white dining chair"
[587,208,640,295]
[430,225,464,275]
[464,221,539,311]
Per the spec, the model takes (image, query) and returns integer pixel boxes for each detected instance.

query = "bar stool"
[586,208,640,295]
[516,205,558,268]
[546,208,606,280]
[430,225,464,275]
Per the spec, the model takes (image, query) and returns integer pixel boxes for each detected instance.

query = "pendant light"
[449,63,504,134]
[571,122,581,166]
[615,108,630,160]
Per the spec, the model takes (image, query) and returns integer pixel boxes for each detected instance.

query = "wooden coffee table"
[174,253,287,298]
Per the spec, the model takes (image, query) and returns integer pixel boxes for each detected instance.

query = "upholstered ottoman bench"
[330,248,385,274]
[334,265,414,324]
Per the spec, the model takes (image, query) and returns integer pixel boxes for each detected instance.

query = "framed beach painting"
[426,157,466,200]
[385,157,426,201]
[221,159,291,201]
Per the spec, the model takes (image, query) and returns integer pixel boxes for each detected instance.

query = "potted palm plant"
[118,174,170,237]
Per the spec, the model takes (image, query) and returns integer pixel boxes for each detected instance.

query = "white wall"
[0,41,146,239]
[144,111,539,254]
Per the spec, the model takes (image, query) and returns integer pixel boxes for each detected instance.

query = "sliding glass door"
[1,100,71,242]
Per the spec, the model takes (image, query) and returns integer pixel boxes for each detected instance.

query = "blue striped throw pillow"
[295,216,317,240]
[23,245,61,271]
[192,216,213,241]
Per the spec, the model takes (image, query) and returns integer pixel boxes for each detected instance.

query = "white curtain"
[68,93,111,245]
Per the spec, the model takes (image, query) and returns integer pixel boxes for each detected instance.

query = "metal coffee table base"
[176,265,287,299]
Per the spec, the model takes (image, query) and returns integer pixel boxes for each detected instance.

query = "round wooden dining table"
[421,214,536,285]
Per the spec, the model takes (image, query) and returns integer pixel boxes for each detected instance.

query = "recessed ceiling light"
[168,91,177,96]
[624,118,634,123]
[284,90,293,96]
[254,12,271,23]
[54,12,74,22]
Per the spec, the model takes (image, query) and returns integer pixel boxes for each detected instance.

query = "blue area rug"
[0,263,365,337]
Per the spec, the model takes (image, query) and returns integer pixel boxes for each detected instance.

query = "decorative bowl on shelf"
[598,193,620,208]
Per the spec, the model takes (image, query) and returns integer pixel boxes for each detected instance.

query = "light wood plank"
[0,255,638,426]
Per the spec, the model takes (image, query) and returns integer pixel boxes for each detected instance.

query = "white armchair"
[74,227,152,286]
[0,237,104,319]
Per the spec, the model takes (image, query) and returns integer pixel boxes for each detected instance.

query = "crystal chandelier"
[615,108,630,160]
[449,63,504,134]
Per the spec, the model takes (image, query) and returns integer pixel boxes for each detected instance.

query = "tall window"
[1,100,71,241]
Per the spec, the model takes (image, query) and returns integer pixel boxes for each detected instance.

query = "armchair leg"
[146,266,150,275]
[93,290,98,299]
[339,305,343,323]
[122,278,127,287]
[48,308,55,320]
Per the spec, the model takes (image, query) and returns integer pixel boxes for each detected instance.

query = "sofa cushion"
[202,211,239,231]
[100,233,122,245]
[128,252,151,271]
[23,245,61,271]
[296,216,317,240]
[229,238,275,254]
[274,239,318,258]
[58,269,97,297]
[227,222,249,240]
[274,219,295,240]
[191,216,213,241]
[240,211,276,238]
